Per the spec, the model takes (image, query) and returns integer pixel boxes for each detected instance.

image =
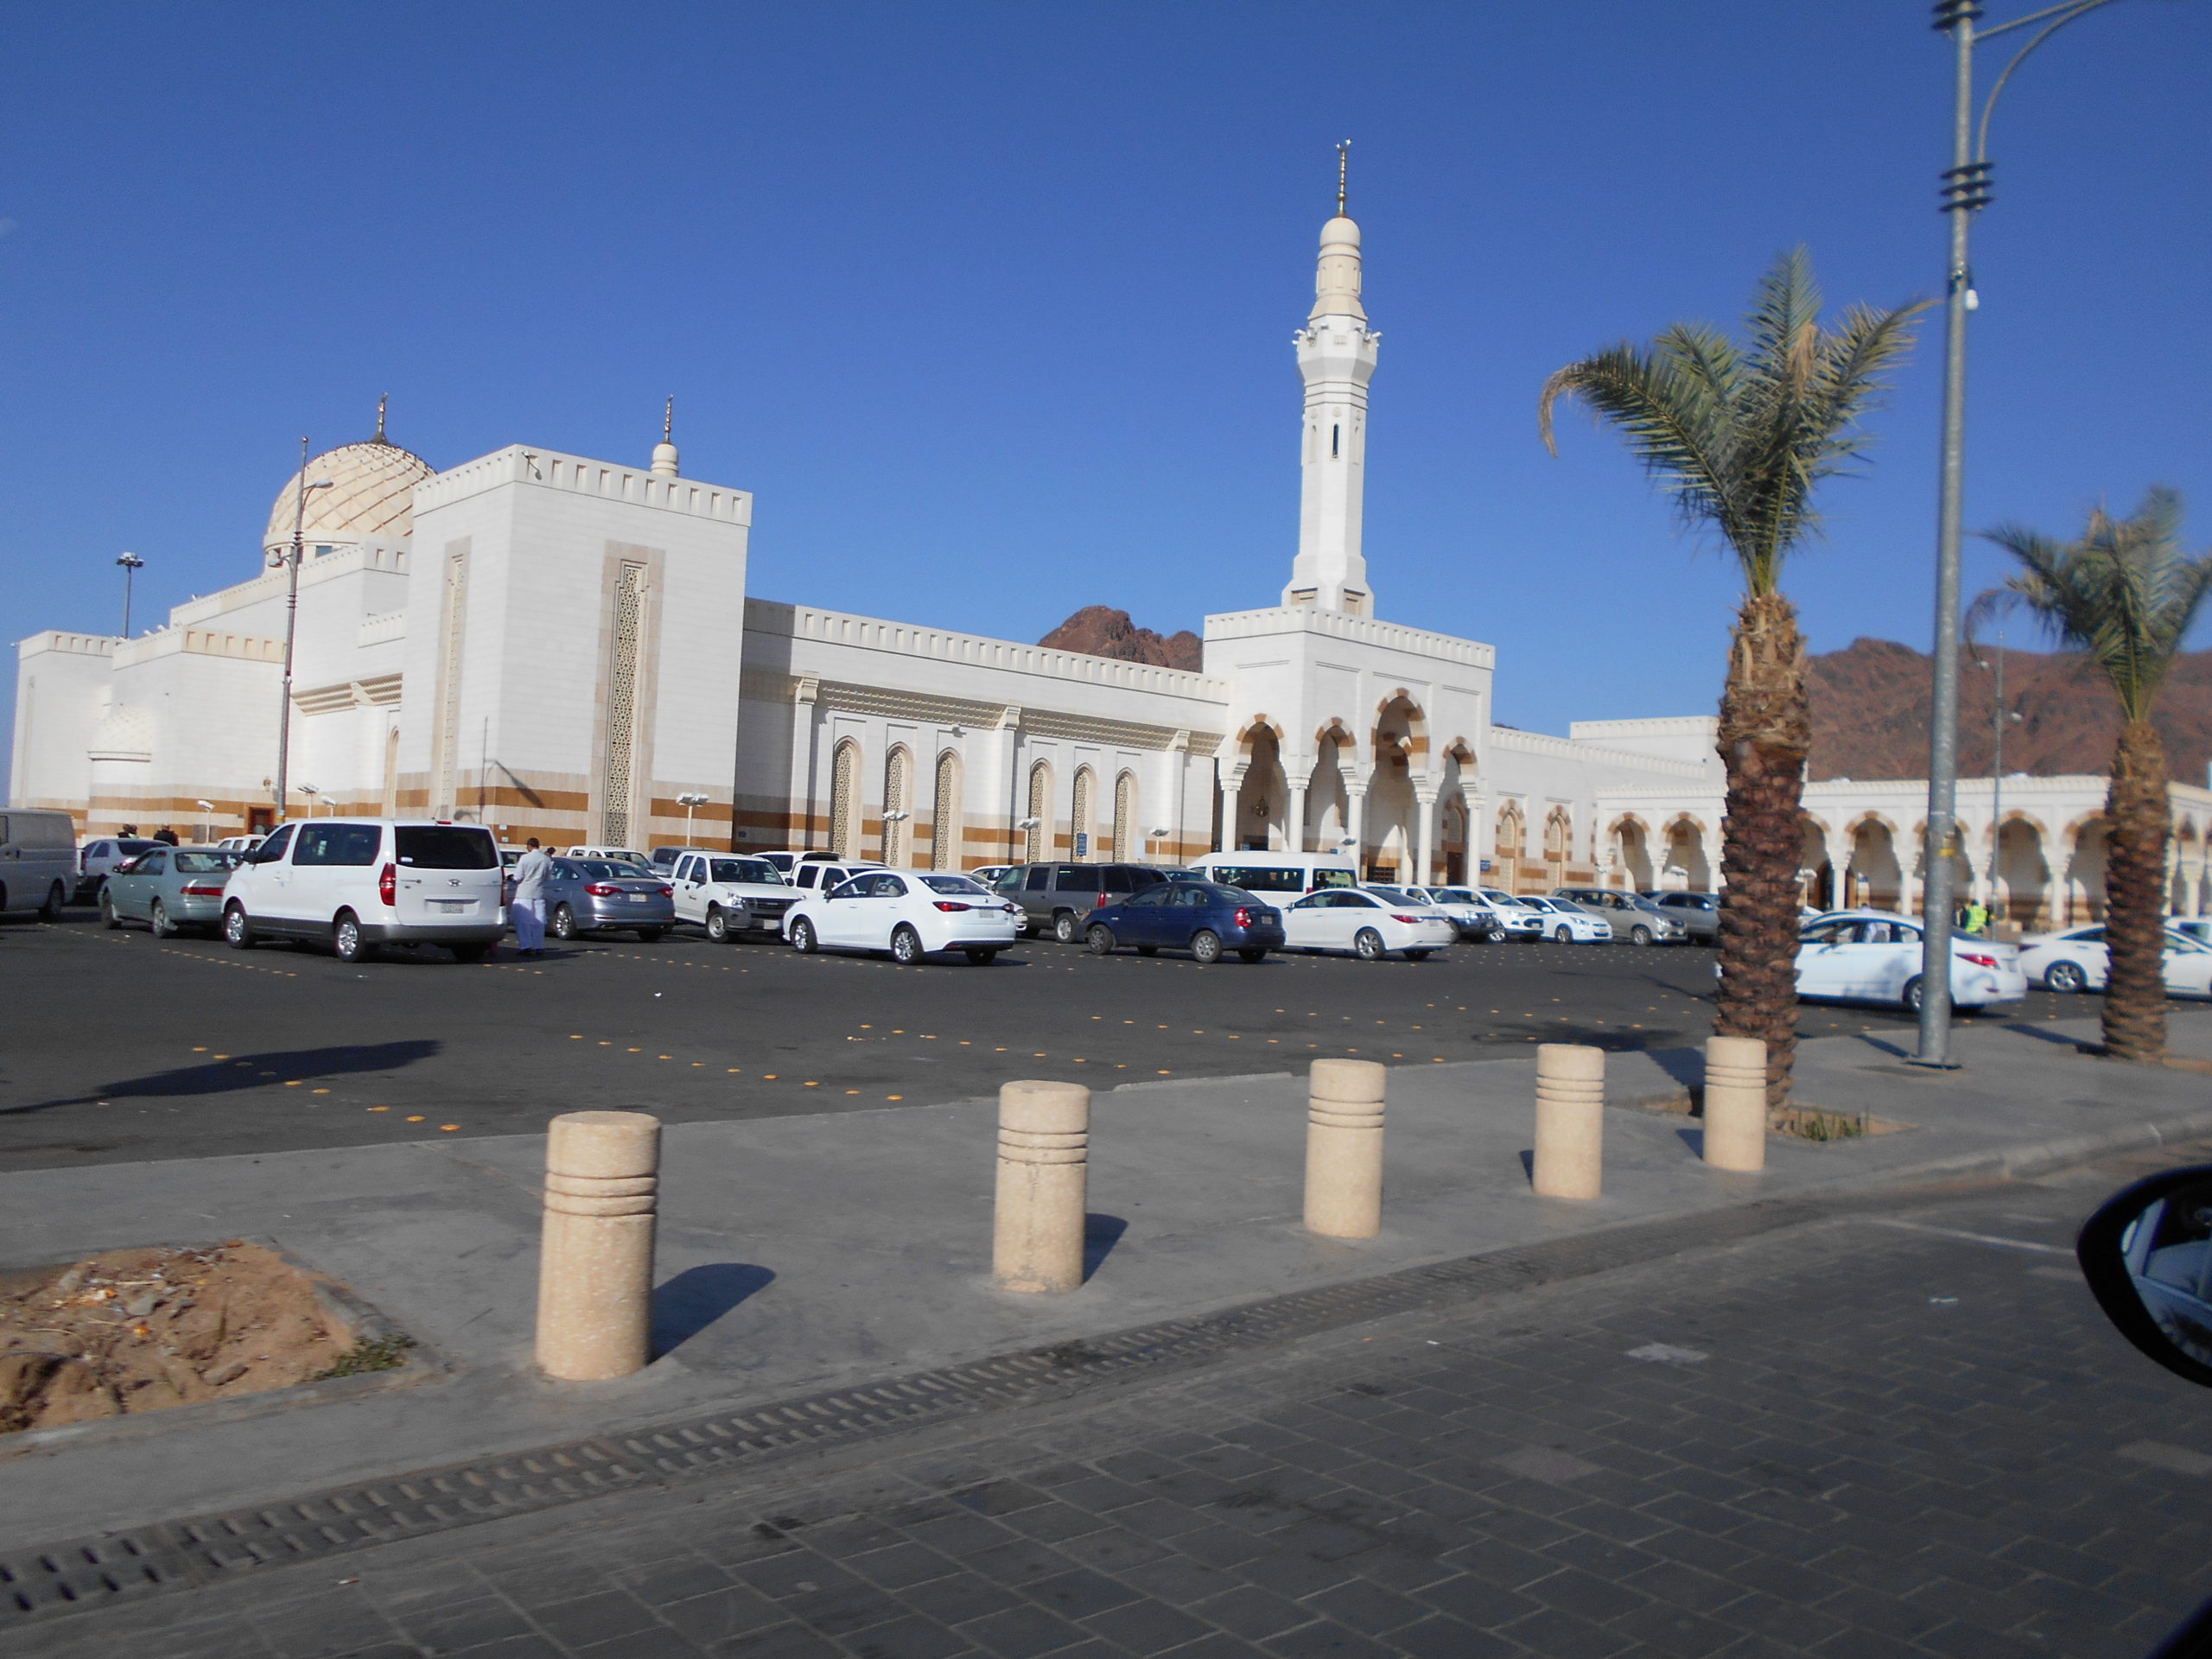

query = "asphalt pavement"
[0,910,2133,1172]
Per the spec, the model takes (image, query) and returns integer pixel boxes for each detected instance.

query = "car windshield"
[570,860,620,880]
[1204,865,1309,893]
[1431,889,1476,904]
[1366,886,1423,905]
[172,851,242,874]
[115,839,157,855]
[394,827,498,868]
[709,858,779,884]
[921,875,988,895]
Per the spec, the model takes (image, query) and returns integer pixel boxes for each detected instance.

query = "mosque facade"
[13,200,2208,926]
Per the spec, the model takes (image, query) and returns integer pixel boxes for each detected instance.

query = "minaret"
[1282,142,1379,616]
[651,397,680,477]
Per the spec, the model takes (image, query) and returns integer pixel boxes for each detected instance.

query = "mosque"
[11,186,2204,925]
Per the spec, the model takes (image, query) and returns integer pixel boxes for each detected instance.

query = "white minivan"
[222,819,505,963]
[1188,851,1360,898]
[0,810,78,919]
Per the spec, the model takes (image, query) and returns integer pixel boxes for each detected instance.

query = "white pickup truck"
[667,849,801,943]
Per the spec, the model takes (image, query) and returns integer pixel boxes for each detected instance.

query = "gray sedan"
[544,858,676,941]
[99,847,245,936]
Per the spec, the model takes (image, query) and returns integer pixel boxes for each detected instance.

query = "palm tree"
[1540,249,1923,1109]
[1976,489,2212,1063]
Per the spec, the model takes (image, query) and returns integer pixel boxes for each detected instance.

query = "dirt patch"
[0,1240,399,1435]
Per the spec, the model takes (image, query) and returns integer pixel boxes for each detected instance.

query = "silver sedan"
[543,858,676,942]
[99,847,246,936]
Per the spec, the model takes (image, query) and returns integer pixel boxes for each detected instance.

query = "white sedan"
[1510,895,1613,944]
[1794,910,2027,1012]
[784,870,1020,965]
[1282,888,1456,961]
[2018,925,2212,999]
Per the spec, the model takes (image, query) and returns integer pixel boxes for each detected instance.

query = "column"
[1217,771,1239,855]
[995,708,1022,863]
[789,678,819,850]
[1287,775,1309,856]
[1345,782,1368,874]
[1827,837,1850,911]
[1415,790,1438,887]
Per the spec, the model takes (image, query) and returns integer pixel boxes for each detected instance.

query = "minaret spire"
[651,396,680,478]
[373,392,390,445]
[1283,148,1380,616]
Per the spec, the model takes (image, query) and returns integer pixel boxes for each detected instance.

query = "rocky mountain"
[1038,607,1203,673]
[1808,637,2212,785]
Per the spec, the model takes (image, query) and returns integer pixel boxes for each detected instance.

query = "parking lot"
[0,908,2127,1173]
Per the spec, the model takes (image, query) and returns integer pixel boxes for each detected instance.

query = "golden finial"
[1336,140,1350,217]
[374,392,389,443]
[663,396,674,442]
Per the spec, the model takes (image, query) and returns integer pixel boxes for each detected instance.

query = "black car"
[1082,881,1284,964]
[991,862,1172,942]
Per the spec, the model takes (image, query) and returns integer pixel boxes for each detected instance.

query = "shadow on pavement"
[1,1040,443,1116]
[652,1262,775,1356]
[1083,1213,1128,1281]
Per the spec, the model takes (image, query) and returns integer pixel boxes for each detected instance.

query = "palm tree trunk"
[1714,592,1812,1109]
[2101,719,2170,1063]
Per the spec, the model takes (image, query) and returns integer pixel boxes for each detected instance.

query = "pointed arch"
[1025,760,1053,862]
[1071,766,1097,861]
[930,749,963,870]
[1112,770,1138,860]
[830,739,862,860]
[881,745,913,866]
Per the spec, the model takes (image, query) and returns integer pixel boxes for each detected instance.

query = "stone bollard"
[536,1110,660,1381]
[993,1080,1090,1294]
[1532,1044,1605,1200]
[1305,1058,1388,1238]
[1702,1036,1768,1173]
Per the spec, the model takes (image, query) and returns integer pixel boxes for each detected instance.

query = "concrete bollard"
[536,1110,661,1381]
[1702,1036,1768,1172]
[994,1080,1090,1294]
[1305,1058,1388,1238]
[1533,1044,1605,1200]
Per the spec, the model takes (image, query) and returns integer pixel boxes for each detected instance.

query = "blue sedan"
[1082,881,1284,964]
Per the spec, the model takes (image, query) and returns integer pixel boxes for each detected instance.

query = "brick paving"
[10,1156,2212,1659]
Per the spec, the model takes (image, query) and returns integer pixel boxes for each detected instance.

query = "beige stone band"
[1702,1035,1768,1172]
[1305,1058,1386,1238]
[1533,1043,1604,1200]
[536,1110,661,1381]
[994,1081,1090,1294]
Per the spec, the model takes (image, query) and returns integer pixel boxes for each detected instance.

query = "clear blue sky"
[4,1,2208,779]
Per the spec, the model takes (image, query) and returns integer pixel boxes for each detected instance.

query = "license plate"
[627,894,647,903]
[432,899,468,913]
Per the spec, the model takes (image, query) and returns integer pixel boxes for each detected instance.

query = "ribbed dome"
[264,438,434,551]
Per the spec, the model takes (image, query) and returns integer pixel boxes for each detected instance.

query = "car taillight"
[1960,952,2000,969]
[378,862,396,906]
[586,883,620,896]
[181,883,225,897]
[1392,914,1421,925]
[657,885,673,897]
[1233,907,1253,927]
[934,901,972,912]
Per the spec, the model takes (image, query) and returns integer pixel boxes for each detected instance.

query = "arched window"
[931,750,963,870]
[1113,771,1137,861]
[1496,804,1525,894]
[882,747,912,866]
[830,740,861,860]
[1025,762,1052,863]
[1071,767,1096,861]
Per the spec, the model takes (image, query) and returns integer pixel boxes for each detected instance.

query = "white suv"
[667,849,802,943]
[222,819,505,963]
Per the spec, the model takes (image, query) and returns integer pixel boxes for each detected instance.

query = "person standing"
[1963,898,1990,937]
[152,825,180,846]
[512,837,553,957]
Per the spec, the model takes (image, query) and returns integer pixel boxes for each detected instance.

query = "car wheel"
[149,900,175,938]
[99,889,119,929]
[964,947,997,965]
[223,904,256,950]
[1053,911,1081,944]
[1553,925,1573,944]
[791,917,817,954]
[891,925,924,965]
[2045,960,2088,995]
[449,943,490,963]
[41,882,67,922]
[1237,948,1268,963]
[705,906,730,944]
[1135,944,1159,957]
[334,911,375,963]
[635,927,665,942]
[1191,929,1224,965]
[1404,949,1432,962]
[1086,924,1116,956]
[1902,975,1925,1014]
[550,904,578,941]
[1630,925,1653,946]
[1354,928,1386,962]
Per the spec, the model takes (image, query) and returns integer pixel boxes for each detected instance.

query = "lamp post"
[115,552,144,638]
[195,799,215,846]
[1915,0,2139,1068]
[271,438,334,825]
[677,791,709,845]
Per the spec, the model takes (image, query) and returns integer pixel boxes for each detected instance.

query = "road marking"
[1864,1218,2069,1256]
[2120,1441,2212,1476]
[1627,1343,1707,1364]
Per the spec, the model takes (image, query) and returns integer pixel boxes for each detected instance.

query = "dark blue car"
[1083,881,1284,964]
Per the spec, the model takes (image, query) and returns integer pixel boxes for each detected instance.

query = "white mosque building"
[13,194,2207,927]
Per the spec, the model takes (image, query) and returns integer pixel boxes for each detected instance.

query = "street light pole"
[273,438,333,826]
[1914,0,2134,1067]
[115,552,143,638]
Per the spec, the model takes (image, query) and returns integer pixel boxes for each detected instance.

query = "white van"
[0,810,78,919]
[1190,851,1360,898]
[222,819,505,963]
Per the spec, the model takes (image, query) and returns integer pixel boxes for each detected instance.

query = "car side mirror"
[2077,1164,2212,1390]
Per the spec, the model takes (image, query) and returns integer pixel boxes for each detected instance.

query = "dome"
[1319,213,1360,247]
[264,438,435,551]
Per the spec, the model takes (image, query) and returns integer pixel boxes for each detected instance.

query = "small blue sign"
[1074,832,1089,856]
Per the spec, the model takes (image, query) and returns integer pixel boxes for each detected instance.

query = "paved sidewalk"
[2,1015,2207,1554]
[11,1143,2211,1658]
